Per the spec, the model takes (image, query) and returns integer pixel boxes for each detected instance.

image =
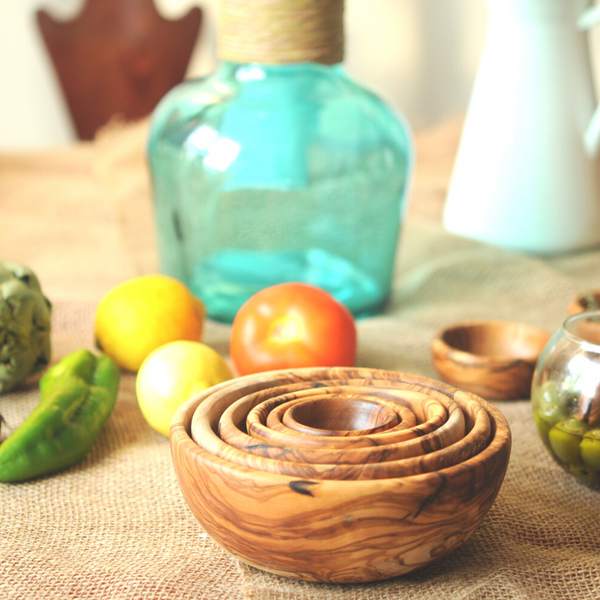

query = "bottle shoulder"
[148,62,411,153]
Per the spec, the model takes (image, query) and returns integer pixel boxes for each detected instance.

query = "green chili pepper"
[0,349,120,482]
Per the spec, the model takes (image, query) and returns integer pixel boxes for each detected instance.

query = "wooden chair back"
[37,0,202,140]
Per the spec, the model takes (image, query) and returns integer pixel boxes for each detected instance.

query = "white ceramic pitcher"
[444,0,600,255]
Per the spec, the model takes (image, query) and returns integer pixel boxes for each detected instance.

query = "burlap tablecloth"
[1,118,599,600]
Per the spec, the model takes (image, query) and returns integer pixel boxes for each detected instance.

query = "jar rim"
[562,309,600,350]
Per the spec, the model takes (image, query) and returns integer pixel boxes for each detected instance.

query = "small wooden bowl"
[271,392,414,437]
[214,384,474,471]
[431,320,550,400]
[170,367,511,583]
[196,377,488,480]
[244,386,442,448]
[245,387,413,446]
[282,395,400,436]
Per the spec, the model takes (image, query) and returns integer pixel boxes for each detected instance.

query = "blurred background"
[0,0,489,150]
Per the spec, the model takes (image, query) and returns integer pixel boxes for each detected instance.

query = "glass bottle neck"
[218,61,345,81]
[217,0,344,65]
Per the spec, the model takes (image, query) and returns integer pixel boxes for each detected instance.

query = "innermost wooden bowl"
[431,320,550,400]
[283,396,400,436]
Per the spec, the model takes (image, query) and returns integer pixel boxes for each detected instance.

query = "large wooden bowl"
[170,367,511,583]
[431,320,550,400]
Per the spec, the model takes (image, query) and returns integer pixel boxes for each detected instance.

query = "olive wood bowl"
[280,394,403,436]
[431,320,550,400]
[263,388,439,440]
[216,387,469,468]
[170,367,511,583]
[237,385,442,445]
[236,386,417,445]
[193,376,489,479]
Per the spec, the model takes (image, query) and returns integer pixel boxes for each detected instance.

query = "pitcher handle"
[579,4,600,156]
[578,4,600,30]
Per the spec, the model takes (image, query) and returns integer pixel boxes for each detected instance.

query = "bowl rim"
[562,308,600,352]
[432,319,550,363]
[170,367,512,488]
[201,382,480,477]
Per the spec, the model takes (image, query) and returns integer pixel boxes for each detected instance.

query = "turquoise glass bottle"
[147,0,413,323]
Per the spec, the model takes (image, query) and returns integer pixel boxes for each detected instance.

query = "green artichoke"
[0,261,52,393]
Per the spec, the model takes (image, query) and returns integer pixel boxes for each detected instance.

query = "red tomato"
[230,283,357,376]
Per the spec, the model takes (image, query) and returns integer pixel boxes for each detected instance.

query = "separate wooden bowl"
[431,320,550,400]
[170,367,511,583]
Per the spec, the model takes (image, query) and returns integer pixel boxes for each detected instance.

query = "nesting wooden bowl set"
[171,367,511,583]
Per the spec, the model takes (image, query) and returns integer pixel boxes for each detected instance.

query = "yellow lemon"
[94,275,205,372]
[136,340,233,437]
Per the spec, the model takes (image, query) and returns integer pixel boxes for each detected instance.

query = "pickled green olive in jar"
[568,463,598,485]
[533,380,575,424]
[531,380,577,450]
[530,309,600,489]
[548,418,588,466]
[580,429,600,471]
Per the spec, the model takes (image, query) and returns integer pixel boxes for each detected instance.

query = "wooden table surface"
[1,116,600,600]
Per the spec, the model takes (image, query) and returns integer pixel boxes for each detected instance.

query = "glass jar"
[531,310,600,488]
[147,1,413,323]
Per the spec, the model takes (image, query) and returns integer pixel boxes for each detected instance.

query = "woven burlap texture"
[1,119,600,599]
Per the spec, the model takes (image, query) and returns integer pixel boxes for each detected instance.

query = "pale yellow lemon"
[136,340,233,437]
[94,275,205,372]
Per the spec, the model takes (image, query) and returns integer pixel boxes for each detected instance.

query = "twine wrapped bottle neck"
[217,0,345,65]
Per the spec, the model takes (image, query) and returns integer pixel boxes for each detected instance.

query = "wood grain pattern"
[216,387,469,469]
[277,393,412,436]
[194,376,486,479]
[283,396,400,436]
[37,0,202,140]
[247,387,444,447]
[431,320,550,400]
[170,367,511,583]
